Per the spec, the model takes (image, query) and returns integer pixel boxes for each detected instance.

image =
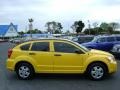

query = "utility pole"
[88,20,91,35]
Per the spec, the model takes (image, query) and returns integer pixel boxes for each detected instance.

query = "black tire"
[15,63,35,80]
[86,63,108,80]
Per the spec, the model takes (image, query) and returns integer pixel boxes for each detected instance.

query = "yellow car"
[6,39,117,80]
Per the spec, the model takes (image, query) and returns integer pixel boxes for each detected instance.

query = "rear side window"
[107,37,115,42]
[116,37,120,41]
[20,43,30,50]
[31,42,49,51]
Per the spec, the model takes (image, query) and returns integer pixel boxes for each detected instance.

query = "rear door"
[29,41,53,73]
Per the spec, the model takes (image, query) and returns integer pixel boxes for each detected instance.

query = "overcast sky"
[0,0,120,32]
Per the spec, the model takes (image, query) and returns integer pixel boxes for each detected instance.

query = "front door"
[53,41,85,73]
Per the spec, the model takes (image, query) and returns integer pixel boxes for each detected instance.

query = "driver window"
[54,42,81,53]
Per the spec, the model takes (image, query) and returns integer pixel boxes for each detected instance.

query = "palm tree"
[29,18,33,23]
[28,18,34,38]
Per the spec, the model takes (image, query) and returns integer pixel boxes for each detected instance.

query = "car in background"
[9,38,31,44]
[6,39,117,80]
[9,39,14,43]
[0,39,7,42]
[72,35,94,44]
[111,44,120,58]
[9,38,22,44]
[82,35,120,52]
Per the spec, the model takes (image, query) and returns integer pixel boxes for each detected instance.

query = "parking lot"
[0,42,120,90]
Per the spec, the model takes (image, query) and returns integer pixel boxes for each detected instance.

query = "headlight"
[108,56,115,63]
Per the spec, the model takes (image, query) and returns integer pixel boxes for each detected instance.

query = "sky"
[0,0,120,32]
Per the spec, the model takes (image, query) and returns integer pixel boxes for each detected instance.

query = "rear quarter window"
[20,43,30,50]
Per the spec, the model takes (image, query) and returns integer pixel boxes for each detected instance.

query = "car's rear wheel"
[87,63,108,80]
[15,63,34,80]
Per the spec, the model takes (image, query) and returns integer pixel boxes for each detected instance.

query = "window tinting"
[20,43,30,50]
[98,38,106,42]
[54,42,81,53]
[116,37,120,41]
[107,37,115,42]
[31,42,49,51]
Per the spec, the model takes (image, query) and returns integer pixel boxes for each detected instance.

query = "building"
[0,23,18,38]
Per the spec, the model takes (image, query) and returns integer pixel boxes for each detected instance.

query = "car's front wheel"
[15,63,34,80]
[87,63,108,80]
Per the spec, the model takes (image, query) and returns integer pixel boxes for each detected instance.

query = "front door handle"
[29,53,36,55]
[54,54,62,56]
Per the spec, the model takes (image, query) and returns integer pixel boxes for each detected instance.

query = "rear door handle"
[29,53,36,55]
[54,54,62,56]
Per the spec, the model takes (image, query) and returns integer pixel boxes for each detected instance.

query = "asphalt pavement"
[0,42,120,90]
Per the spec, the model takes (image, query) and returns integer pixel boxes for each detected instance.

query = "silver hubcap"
[91,66,104,79]
[19,66,30,78]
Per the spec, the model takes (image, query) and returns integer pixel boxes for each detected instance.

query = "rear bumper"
[6,59,15,71]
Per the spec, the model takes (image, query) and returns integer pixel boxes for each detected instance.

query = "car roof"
[95,35,120,38]
[25,38,75,43]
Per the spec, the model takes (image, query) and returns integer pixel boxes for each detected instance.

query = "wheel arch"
[85,61,109,74]
[14,61,35,72]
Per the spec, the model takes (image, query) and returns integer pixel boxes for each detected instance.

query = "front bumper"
[108,60,117,74]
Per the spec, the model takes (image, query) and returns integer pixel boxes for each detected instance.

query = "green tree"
[84,27,105,35]
[107,26,113,34]
[72,20,85,34]
[54,30,60,34]
[109,22,119,31]
[45,21,63,34]
[84,28,96,35]
[27,29,42,34]
[57,22,63,33]
[18,31,25,35]
[34,29,42,33]
[100,22,109,31]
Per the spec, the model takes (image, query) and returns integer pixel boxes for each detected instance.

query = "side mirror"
[75,50,83,54]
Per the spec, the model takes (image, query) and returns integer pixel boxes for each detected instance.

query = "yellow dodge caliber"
[6,39,117,80]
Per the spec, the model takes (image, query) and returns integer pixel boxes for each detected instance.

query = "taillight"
[8,49,12,58]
